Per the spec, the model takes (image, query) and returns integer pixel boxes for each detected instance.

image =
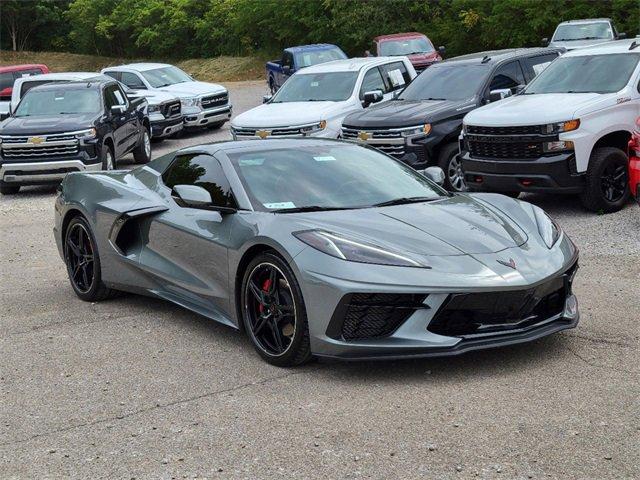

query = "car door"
[379,61,413,95]
[106,83,139,154]
[358,65,393,106]
[485,60,526,99]
[138,153,235,316]
[280,51,294,87]
[103,83,130,157]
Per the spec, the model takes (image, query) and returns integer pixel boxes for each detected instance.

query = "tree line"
[1,0,638,59]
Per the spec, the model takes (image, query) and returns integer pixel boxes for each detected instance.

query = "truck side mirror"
[541,37,549,47]
[363,90,384,107]
[513,84,526,95]
[110,105,126,115]
[489,88,512,102]
[419,166,446,186]
[437,46,446,57]
[282,65,291,74]
[618,32,627,39]
[263,94,272,104]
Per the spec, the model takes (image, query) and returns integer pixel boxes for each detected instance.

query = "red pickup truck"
[0,64,49,100]
[368,33,444,72]
[629,117,640,205]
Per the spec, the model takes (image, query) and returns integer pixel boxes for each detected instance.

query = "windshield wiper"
[372,196,437,207]
[424,97,446,101]
[271,205,351,213]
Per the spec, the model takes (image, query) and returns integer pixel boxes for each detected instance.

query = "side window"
[359,67,387,99]
[103,71,121,82]
[104,84,127,109]
[379,61,412,91]
[0,72,14,90]
[121,72,146,89]
[489,61,525,91]
[163,154,236,208]
[523,54,558,81]
[282,52,294,69]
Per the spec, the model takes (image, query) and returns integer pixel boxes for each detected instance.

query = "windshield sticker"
[313,156,336,162]
[239,158,265,166]
[310,81,319,87]
[264,202,296,209]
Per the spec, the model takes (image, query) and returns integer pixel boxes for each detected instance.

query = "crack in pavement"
[0,367,317,448]
[566,332,638,349]
[565,345,636,376]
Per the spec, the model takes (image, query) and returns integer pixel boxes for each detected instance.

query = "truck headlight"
[148,104,160,113]
[401,124,431,137]
[533,206,561,248]
[293,229,430,268]
[301,120,327,135]
[543,140,574,152]
[181,97,199,108]
[544,119,580,134]
[75,128,97,139]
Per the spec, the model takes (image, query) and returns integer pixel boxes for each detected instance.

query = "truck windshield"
[14,88,101,116]
[552,22,613,41]
[294,48,347,68]
[141,66,192,88]
[398,64,489,101]
[524,53,640,94]
[271,72,358,102]
[379,37,434,56]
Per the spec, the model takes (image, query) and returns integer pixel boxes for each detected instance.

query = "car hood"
[129,89,177,106]
[286,194,529,257]
[158,81,226,97]
[343,98,473,128]
[406,52,441,65]
[464,93,603,125]
[233,101,347,128]
[549,38,611,50]
[0,113,98,135]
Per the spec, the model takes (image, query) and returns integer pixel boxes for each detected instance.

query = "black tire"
[0,182,20,195]
[437,143,466,192]
[64,215,116,302]
[206,121,225,130]
[579,147,630,213]
[101,143,115,171]
[240,252,312,367]
[133,127,151,164]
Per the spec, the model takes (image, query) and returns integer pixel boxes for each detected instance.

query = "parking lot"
[1,80,639,479]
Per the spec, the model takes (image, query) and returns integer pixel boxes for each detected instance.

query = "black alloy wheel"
[65,220,95,294]
[600,162,627,203]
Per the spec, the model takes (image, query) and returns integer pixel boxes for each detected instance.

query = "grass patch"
[0,50,266,82]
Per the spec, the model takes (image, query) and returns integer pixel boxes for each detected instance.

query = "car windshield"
[294,48,347,68]
[399,64,489,101]
[379,37,434,56]
[552,22,613,41]
[524,53,640,94]
[14,88,101,116]
[141,66,192,88]
[229,143,446,211]
[271,72,358,102]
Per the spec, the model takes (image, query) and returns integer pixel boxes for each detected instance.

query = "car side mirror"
[363,89,384,107]
[263,94,272,104]
[541,37,549,47]
[437,45,446,57]
[171,184,237,213]
[419,166,445,186]
[282,65,291,74]
[110,105,125,115]
[489,88,512,102]
[513,84,526,95]
[618,32,627,39]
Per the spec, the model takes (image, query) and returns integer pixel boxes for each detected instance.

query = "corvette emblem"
[256,129,270,139]
[357,131,370,141]
[29,136,44,144]
[497,258,517,270]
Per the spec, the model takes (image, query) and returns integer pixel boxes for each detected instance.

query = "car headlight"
[401,124,431,137]
[543,140,574,152]
[74,128,97,139]
[301,120,327,135]
[293,229,430,268]
[544,119,580,134]
[148,104,160,113]
[181,97,199,108]
[533,206,561,248]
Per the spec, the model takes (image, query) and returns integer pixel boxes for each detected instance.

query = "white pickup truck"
[231,57,416,139]
[460,40,640,213]
[102,63,231,130]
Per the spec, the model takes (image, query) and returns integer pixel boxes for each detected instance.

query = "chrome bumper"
[0,160,102,183]
[184,105,232,127]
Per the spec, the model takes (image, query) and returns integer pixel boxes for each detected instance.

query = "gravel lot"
[1,80,639,479]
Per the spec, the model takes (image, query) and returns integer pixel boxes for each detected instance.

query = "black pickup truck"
[341,48,561,191]
[0,79,151,194]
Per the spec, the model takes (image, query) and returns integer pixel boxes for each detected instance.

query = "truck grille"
[1,134,79,158]
[161,100,181,118]
[201,92,228,109]
[467,125,547,136]
[233,125,307,138]
[341,125,407,157]
[467,137,544,159]
[465,123,557,160]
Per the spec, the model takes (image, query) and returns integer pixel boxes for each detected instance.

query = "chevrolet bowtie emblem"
[497,258,517,270]
[357,131,369,141]
[256,130,270,139]
[29,136,44,144]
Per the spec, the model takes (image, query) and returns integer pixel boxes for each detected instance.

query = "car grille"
[467,125,547,136]
[337,293,428,341]
[233,125,307,138]
[341,125,407,157]
[161,100,181,118]
[200,92,228,109]
[0,134,79,158]
[428,262,578,338]
[465,124,556,160]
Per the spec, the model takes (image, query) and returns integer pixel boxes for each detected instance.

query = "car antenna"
[629,40,639,51]
[481,55,491,63]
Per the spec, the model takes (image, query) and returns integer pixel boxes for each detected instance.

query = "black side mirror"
[541,37,549,47]
[263,94,272,104]
[437,45,446,57]
[110,105,125,115]
[618,32,627,39]
[282,65,291,74]
[363,89,384,107]
[171,184,237,213]
[513,84,526,95]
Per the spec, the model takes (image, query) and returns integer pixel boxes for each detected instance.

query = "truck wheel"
[0,182,20,195]
[579,147,630,213]
[101,144,115,171]
[133,127,152,164]
[438,143,466,192]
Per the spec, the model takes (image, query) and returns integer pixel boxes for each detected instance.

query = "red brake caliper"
[258,278,272,313]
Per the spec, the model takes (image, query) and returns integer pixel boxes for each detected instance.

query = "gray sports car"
[54,139,580,366]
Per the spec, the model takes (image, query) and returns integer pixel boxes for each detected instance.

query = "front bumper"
[150,116,183,138]
[460,151,585,194]
[183,105,232,128]
[0,158,101,184]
